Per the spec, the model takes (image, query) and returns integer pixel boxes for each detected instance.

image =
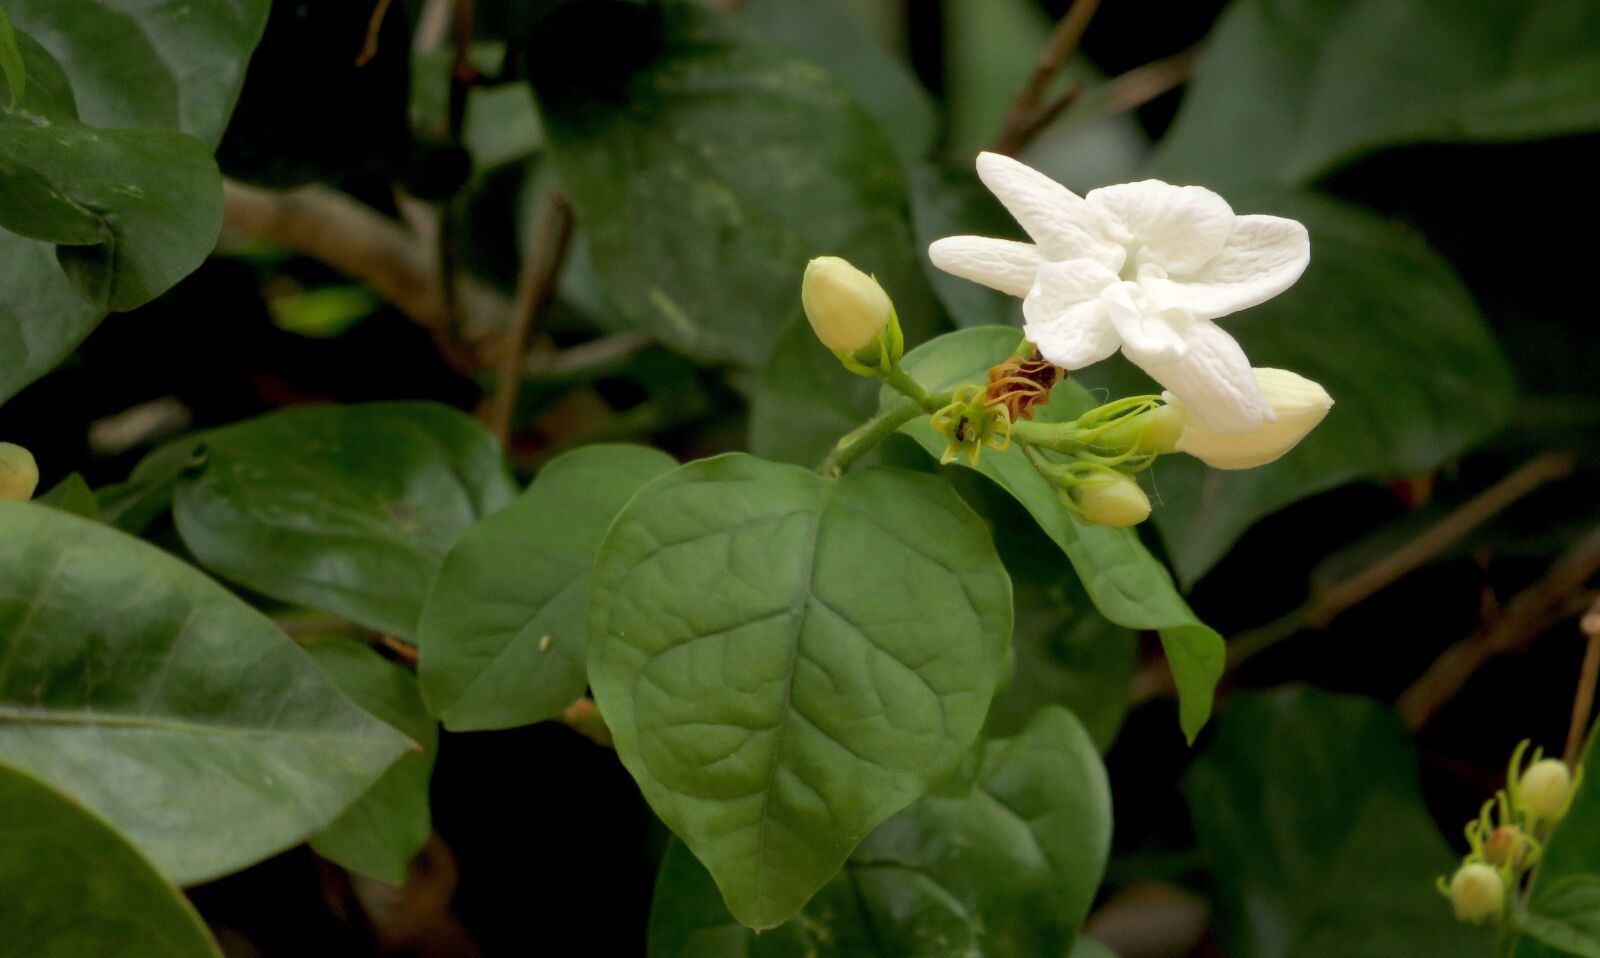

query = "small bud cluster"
[1438,741,1583,926]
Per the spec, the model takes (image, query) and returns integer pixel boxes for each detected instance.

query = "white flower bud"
[1448,863,1504,923]
[0,442,39,502]
[1069,471,1151,528]
[1167,368,1333,469]
[801,256,893,354]
[1519,758,1573,821]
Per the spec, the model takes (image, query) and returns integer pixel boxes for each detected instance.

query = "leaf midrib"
[0,704,398,745]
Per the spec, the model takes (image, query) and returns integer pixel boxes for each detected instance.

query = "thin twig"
[489,191,575,446]
[994,0,1102,155]
[1398,526,1600,729]
[1130,454,1577,704]
[1006,82,1086,154]
[1081,42,1203,120]
[378,634,421,667]
[355,0,395,66]
[1566,597,1600,766]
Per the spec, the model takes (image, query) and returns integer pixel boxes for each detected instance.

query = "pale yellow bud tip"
[1172,368,1333,470]
[0,442,39,502]
[1519,758,1573,820]
[1071,472,1151,527]
[801,256,892,353]
[1448,863,1504,923]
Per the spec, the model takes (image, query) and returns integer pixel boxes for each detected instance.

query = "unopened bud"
[1067,470,1151,528]
[1482,826,1526,868]
[1519,758,1573,821]
[1169,368,1332,469]
[0,443,39,502]
[801,257,901,373]
[1447,863,1504,923]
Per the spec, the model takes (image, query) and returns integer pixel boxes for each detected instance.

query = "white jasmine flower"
[929,153,1311,434]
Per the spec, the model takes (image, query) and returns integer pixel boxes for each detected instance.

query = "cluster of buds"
[1439,741,1583,924]
[0,442,38,502]
[798,254,1333,528]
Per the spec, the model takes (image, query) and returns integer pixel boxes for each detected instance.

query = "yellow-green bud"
[1169,368,1333,469]
[1482,825,1526,868]
[1447,863,1504,923]
[0,442,39,502]
[802,256,894,354]
[1068,470,1151,528]
[1519,758,1573,821]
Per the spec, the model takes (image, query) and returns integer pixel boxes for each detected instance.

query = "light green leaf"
[0,502,412,885]
[1083,195,1516,586]
[306,637,436,886]
[1185,688,1491,958]
[419,444,678,731]
[1153,0,1600,191]
[0,5,23,108]
[730,0,935,164]
[169,402,515,638]
[590,454,1012,928]
[35,472,101,521]
[0,761,221,958]
[532,4,918,367]
[1520,876,1600,958]
[6,0,270,149]
[889,326,1223,742]
[1513,727,1600,958]
[648,706,1112,956]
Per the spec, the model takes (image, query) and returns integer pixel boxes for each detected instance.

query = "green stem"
[819,400,922,477]
[1009,419,1085,453]
[882,365,936,409]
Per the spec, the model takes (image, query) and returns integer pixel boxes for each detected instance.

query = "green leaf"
[590,454,1012,928]
[419,443,678,731]
[729,0,935,164]
[35,472,101,521]
[648,706,1112,956]
[1185,688,1492,958]
[1514,728,1600,958]
[1153,0,1600,191]
[0,761,221,957]
[0,5,24,109]
[6,0,270,149]
[889,326,1223,742]
[170,402,516,638]
[749,317,883,469]
[1083,194,1516,586]
[0,112,224,311]
[1071,940,1121,958]
[0,502,412,885]
[531,3,918,367]
[1521,876,1600,958]
[306,637,437,886]
[908,160,1021,330]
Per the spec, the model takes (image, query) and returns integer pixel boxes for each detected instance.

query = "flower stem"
[819,400,923,478]
[882,365,936,409]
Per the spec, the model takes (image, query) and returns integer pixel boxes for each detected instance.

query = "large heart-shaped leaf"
[888,326,1223,742]
[531,3,918,367]
[1083,195,1516,586]
[0,761,220,957]
[1514,729,1600,958]
[419,443,678,731]
[170,402,516,639]
[648,706,1112,956]
[1185,688,1491,958]
[589,454,1012,928]
[306,637,438,886]
[1152,0,1600,192]
[0,502,412,885]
